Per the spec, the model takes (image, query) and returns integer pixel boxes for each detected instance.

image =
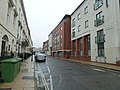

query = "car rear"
[35,53,46,62]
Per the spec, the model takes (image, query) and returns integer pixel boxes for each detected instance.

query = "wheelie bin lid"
[0,58,21,63]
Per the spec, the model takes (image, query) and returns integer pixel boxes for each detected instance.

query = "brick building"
[52,15,71,58]
[43,40,49,54]
[48,32,52,56]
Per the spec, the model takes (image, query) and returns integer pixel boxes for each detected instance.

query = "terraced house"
[0,0,33,59]
[71,0,120,65]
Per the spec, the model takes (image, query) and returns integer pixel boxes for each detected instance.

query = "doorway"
[1,40,6,57]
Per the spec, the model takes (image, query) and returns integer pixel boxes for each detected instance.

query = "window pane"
[98,43,104,56]
[72,18,75,27]
[85,20,88,28]
[80,51,83,56]
[78,13,80,20]
[78,25,80,32]
[84,6,88,14]
[88,50,91,56]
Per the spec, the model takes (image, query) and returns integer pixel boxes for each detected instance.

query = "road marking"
[43,72,49,76]
[118,75,120,76]
[50,75,53,90]
[36,63,53,90]
[93,68,105,72]
[58,74,62,87]
[37,64,49,90]
[47,78,50,81]
[46,60,48,65]
[47,66,51,73]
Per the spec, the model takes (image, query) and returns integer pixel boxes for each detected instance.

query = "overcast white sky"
[23,0,83,48]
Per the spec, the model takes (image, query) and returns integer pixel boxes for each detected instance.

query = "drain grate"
[22,76,34,80]
[0,88,12,90]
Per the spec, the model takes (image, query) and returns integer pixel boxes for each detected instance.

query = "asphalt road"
[35,56,120,90]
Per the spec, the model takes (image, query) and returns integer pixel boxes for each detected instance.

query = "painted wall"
[71,0,120,64]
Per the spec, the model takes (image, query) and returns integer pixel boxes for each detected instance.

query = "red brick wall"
[76,39,80,58]
[51,15,71,58]
[71,40,76,59]
[64,17,71,50]
[43,40,49,51]
[71,35,91,61]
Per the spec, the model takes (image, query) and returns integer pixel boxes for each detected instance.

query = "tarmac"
[64,58,120,71]
[0,56,120,90]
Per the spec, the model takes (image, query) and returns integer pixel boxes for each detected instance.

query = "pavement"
[0,56,120,90]
[0,56,36,90]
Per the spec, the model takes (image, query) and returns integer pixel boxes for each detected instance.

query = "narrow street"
[35,56,120,90]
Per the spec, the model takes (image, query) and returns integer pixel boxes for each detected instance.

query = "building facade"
[52,15,71,58]
[43,40,49,54]
[71,0,120,64]
[0,0,33,58]
[33,47,43,54]
[48,32,52,56]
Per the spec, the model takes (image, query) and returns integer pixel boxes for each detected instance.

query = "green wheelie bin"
[0,58,21,82]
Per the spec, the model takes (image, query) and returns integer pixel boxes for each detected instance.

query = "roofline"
[48,31,52,37]
[52,14,71,32]
[71,0,86,16]
[21,0,33,45]
[20,0,31,35]
[48,14,71,36]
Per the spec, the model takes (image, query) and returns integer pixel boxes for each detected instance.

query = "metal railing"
[94,16,104,27]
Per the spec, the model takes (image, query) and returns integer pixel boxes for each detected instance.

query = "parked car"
[34,52,46,62]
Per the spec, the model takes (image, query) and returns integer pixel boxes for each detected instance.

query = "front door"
[1,40,6,57]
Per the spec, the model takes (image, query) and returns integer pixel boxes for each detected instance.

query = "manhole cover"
[0,88,12,90]
[22,76,34,80]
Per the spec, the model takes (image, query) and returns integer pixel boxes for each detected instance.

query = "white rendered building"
[0,0,32,58]
[71,0,120,64]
